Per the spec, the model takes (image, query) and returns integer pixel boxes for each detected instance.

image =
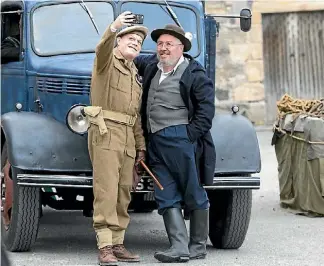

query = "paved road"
[6,131,324,266]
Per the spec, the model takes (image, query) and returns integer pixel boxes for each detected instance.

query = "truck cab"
[1,0,261,252]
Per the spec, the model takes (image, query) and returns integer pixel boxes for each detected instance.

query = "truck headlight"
[66,104,89,134]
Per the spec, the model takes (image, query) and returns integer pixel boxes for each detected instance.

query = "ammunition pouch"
[83,106,137,135]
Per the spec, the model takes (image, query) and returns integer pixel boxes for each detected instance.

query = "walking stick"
[139,160,164,190]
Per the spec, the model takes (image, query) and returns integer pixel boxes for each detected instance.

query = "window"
[120,2,199,57]
[32,1,114,56]
[1,10,22,63]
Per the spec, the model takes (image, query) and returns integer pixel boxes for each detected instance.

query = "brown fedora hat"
[151,24,191,52]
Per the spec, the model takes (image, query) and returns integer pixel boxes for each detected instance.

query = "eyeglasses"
[157,41,183,49]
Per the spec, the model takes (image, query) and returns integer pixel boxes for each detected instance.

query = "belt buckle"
[129,114,137,126]
[129,116,135,126]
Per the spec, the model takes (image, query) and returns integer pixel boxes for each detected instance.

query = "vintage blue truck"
[1,0,261,252]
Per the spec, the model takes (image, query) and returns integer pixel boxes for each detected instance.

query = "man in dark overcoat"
[134,24,216,263]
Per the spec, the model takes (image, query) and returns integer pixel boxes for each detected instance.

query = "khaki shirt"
[90,24,146,156]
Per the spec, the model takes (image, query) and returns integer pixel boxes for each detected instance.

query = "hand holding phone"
[112,11,137,29]
[131,13,144,25]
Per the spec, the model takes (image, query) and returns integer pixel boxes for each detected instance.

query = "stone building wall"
[205,0,324,125]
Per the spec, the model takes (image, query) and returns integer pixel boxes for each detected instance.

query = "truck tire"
[1,142,8,170]
[1,142,9,212]
[3,167,41,252]
[208,189,252,249]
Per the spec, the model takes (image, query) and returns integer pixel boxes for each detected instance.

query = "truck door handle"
[34,98,43,112]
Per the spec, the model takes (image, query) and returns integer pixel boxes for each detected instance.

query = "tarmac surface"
[5,130,324,266]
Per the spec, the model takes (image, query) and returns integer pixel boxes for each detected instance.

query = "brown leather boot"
[98,245,118,266]
[112,244,140,262]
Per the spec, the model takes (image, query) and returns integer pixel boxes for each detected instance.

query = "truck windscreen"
[120,1,199,57]
[32,1,114,56]
[31,1,199,57]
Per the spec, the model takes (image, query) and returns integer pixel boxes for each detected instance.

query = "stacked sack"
[272,94,324,217]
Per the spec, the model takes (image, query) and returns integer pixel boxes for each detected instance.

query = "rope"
[273,125,324,145]
[276,93,324,119]
[274,93,324,145]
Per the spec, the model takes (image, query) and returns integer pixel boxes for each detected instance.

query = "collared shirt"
[157,55,185,84]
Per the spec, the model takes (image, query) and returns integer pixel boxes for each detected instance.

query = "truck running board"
[16,174,260,190]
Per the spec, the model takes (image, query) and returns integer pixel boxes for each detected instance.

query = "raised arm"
[95,11,136,73]
[94,25,117,72]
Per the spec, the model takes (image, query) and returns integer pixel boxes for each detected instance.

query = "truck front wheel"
[2,167,41,252]
[208,189,252,249]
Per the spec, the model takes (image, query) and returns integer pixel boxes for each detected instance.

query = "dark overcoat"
[134,54,216,185]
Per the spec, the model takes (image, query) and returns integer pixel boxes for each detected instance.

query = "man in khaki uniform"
[85,12,148,265]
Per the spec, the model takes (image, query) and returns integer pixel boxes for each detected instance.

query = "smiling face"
[156,34,184,68]
[117,33,143,61]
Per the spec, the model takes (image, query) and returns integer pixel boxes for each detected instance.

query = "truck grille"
[37,76,91,95]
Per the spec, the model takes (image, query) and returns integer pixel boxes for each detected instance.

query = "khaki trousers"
[88,125,135,249]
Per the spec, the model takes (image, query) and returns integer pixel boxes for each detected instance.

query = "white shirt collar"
[157,55,185,75]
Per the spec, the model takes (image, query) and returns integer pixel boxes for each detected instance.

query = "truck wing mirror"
[207,8,252,32]
[240,8,252,32]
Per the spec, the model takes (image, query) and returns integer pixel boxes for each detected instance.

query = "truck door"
[1,2,27,115]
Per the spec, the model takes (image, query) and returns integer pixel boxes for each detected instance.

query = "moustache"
[158,51,170,55]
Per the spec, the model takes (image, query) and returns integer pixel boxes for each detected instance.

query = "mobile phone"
[132,13,144,24]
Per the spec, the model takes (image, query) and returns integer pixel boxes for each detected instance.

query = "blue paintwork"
[28,53,96,77]
[1,0,206,120]
[1,0,261,176]
[0,0,208,172]
[211,114,261,175]
[1,60,26,115]
[2,111,92,172]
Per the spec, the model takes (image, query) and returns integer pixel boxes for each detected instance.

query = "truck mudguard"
[211,113,261,175]
[1,111,92,172]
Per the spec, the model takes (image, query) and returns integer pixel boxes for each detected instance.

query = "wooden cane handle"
[139,160,164,190]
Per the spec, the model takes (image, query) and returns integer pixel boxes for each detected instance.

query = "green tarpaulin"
[273,115,324,216]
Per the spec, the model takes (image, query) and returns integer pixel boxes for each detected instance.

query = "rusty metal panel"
[262,11,324,124]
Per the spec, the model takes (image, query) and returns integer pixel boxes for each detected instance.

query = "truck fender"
[211,113,261,175]
[1,111,92,172]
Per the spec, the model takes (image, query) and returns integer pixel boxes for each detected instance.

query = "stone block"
[216,64,245,92]
[233,82,265,102]
[252,12,262,25]
[218,25,248,44]
[215,89,230,101]
[206,7,227,15]
[246,60,264,82]
[253,1,324,14]
[249,43,263,60]
[248,101,266,125]
[229,44,251,63]
[228,74,247,87]
[205,1,227,14]
[247,24,263,43]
